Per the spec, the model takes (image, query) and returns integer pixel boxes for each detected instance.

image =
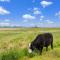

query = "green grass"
[0,28,60,60]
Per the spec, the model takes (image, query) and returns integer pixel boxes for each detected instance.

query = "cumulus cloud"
[0,22,10,26]
[33,7,41,15]
[33,8,38,11]
[36,19,55,27]
[4,19,10,22]
[34,10,41,15]
[0,19,11,26]
[40,15,44,18]
[23,20,28,23]
[0,0,10,2]
[0,7,10,15]
[40,15,44,21]
[40,18,43,21]
[55,11,60,18]
[46,20,54,24]
[40,1,53,8]
[22,14,35,20]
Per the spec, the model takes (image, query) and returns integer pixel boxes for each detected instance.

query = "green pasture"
[0,28,60,60]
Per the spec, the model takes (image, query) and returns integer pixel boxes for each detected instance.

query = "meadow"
[0,28,60,60]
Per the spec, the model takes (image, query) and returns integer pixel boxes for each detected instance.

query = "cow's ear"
[29,43,31,47]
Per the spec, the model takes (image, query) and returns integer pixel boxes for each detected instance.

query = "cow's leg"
[40,47,43,55]
[46,46,48,51]
[51,42,53,49]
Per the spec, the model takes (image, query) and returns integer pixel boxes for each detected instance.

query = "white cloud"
[40,15,44,21]
[33,8,38,11]
[33,8,41,15]
[36,20,55,27]
[34,10,41,15]
[22,14,35,20]
[29,23,35,27]
[23,20,28,23]
[40,15,44,18]
[0,7,10,15]
[0,22,10,26]
[40,18,43,21]
[4,19,10,22]
[46,20,54,24]
[55,11,60,18]
[40,1,53,8]
[0,0,10,2]
[0,19,11,26]
[0,22,20,27]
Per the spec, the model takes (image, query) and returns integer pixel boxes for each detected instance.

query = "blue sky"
[0,0,60,27]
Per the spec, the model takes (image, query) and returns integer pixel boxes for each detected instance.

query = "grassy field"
[0,28,60,60]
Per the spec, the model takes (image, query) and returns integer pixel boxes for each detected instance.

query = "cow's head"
[28,43,34,53]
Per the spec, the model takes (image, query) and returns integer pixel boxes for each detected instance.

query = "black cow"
[28,33,53,55]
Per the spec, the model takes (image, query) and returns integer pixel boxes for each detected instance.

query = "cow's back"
[33,33,53,47]
[43,33,53,47]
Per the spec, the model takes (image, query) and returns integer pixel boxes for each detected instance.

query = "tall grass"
[0,28,60,60]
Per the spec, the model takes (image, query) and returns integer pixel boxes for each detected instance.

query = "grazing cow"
[28,33,53,55]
